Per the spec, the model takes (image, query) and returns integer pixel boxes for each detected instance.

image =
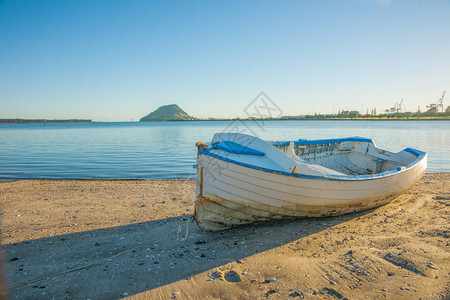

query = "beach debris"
[329,280,336,285]
[265,289,278,297]
[383,253,425,276]
[121,292,129,296]
[10,257,19,262]
[224,271,241,282]
[426,263,436,269]
[322,288,344,299]
[171,292,180,296]
[209,271,223,280]
[194,240,206,245]
[289,291,303,298]
[32,285,46,289]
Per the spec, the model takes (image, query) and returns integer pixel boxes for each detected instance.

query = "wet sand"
[1,173,449,299]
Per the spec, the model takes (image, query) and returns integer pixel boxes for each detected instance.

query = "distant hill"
[140,104,194,121]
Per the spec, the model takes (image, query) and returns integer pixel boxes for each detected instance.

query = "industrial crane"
[426,91,446,112]
[385,98,403,114]
[397,98,403,113]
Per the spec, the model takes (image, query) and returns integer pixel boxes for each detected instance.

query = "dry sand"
[0,173,448,299]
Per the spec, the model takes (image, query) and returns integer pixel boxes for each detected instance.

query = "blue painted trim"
[215,141,264,156]
[404,147,426,157]
[372,158,384,162]
[272,136,373,146]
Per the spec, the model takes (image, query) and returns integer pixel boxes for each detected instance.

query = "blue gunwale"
[272,136,374,146]
[200,136,426,182]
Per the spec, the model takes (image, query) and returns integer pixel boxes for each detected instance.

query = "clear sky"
[1,0,449,121]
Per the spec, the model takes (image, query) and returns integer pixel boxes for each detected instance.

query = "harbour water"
[0,120,448,180]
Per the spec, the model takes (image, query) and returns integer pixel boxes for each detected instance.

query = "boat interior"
[273,139,417,176]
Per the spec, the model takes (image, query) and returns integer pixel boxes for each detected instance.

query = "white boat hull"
[195,153,427,231]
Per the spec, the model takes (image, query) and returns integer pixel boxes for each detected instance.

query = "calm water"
[0,120,448,180]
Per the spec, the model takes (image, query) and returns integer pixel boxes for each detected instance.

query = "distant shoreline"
[1,117,448,124]
[0,119,92,124]
[139,117,450,122]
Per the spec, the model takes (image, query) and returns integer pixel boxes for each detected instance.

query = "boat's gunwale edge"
[271,136,374,146]
[200,146,426,182]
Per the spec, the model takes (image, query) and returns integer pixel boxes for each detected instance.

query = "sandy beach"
[1,173,449,299]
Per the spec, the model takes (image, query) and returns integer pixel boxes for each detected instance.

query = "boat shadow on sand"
[4,209,374,299]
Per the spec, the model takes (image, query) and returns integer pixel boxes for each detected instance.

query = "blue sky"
[0,0,449,121]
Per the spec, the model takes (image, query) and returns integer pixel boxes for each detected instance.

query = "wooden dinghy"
[194,133,427,231]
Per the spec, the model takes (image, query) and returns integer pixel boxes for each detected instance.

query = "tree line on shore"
[283,105,450,120]
[0,119,92,124]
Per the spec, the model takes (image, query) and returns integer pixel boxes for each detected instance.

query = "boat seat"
[293,162,346,177]
[285,142,345,176]
[286,141,304,163]
[372,157,386,173]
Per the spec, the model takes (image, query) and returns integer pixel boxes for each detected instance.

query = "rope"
[6,216,195,291]
[176,216,194,241]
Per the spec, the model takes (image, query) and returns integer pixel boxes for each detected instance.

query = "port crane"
[426,91,446,112]
[385,98,403,114]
